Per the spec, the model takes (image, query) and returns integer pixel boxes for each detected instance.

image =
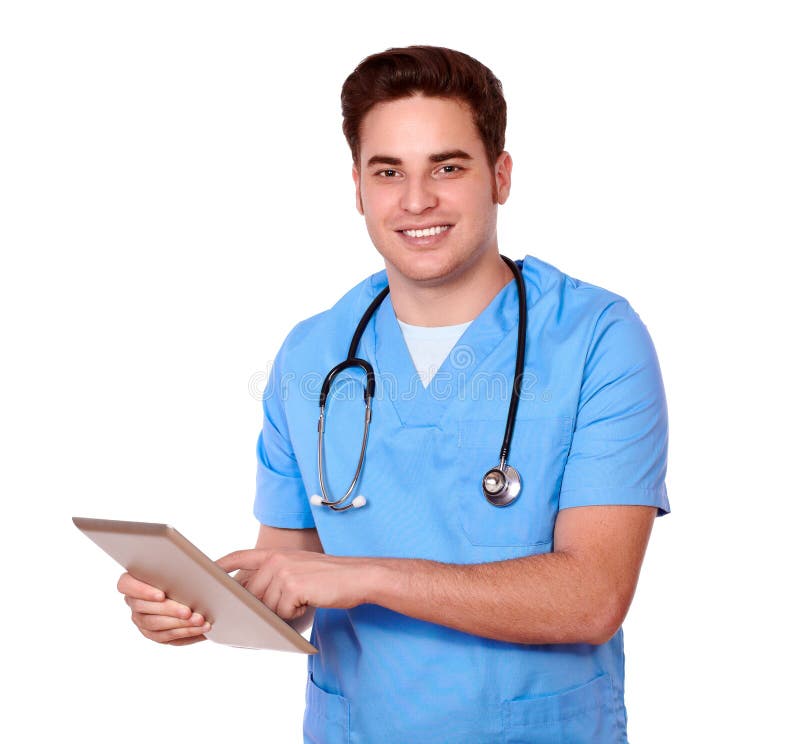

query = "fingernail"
[202,623,211,631]
[190,612,204,625]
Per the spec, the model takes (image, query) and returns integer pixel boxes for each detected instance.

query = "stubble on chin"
[382,249,484,289]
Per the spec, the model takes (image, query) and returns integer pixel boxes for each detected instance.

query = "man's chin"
[383,254,463,286]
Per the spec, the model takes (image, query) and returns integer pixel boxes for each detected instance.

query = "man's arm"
[218,504,656,646]
[369,504,656,645]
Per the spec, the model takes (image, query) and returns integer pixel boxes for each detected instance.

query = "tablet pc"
[73,517,317,654]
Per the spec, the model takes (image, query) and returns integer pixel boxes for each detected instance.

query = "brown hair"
[341,45,507,169]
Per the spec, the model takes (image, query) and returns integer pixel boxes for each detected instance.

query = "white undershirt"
[396,318,473,388]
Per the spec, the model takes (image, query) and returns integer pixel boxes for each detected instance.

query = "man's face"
[352,94,512,287]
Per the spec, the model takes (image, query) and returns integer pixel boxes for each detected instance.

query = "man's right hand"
[117,572,210,646]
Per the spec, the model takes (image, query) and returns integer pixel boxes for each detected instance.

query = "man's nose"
[399,174,438,213]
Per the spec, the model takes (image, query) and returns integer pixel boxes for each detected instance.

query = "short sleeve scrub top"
[254,255,670,744]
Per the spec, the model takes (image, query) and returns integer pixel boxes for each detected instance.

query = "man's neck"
[386,250,514,327]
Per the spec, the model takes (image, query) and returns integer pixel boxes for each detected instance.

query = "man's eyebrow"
[429,149,473,163]
[364,150,474,168]
[366,155,402,167]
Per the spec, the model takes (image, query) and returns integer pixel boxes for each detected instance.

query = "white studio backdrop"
[1,1,798,741]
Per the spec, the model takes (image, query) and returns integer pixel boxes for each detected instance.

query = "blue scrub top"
[255,255,669,744]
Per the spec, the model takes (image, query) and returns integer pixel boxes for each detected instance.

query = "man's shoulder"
[522,254,658,365]
[525,253,631,310]
[279,268,389,357]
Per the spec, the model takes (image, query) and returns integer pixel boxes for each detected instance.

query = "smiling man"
[119,46,669,743]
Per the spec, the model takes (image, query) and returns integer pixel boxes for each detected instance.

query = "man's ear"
[494,151,513,205]
[352,164,364,215]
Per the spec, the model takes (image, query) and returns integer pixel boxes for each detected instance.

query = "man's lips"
[395,222,453,230]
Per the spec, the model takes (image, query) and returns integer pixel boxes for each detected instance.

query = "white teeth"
[402,225,451,238]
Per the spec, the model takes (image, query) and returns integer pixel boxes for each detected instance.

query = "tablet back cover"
[73,517,316,654]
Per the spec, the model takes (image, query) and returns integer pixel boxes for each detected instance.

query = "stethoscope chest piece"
[482,464,522,507]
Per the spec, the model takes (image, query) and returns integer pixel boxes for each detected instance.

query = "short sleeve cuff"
[254,466,316,528]
[253,502,317,529]
[559,485,670,516]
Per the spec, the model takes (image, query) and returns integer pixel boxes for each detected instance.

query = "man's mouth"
[398,225,452,238]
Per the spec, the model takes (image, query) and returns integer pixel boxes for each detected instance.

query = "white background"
[2,1,798,741]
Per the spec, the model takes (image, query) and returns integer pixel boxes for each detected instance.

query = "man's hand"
[117,572,210,646]
[216,549,373,621]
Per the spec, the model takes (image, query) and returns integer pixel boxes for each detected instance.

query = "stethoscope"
[309,255,527,512]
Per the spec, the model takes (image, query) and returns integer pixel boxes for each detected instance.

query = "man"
[119,46,669,742]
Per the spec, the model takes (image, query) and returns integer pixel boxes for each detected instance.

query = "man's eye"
[377,169,399,177]
[439,165,462,174]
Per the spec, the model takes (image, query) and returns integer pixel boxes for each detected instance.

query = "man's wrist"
[360,557,405,606]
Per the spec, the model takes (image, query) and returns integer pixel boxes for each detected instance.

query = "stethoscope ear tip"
[309,493,366,509]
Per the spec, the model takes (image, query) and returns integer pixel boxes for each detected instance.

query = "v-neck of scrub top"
[371,271,520,428]
[396,318,474,388]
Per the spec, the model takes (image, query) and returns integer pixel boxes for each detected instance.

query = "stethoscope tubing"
[498,255,527,468]
[315,255,527,511]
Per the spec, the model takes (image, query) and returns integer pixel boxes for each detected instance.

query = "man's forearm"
[363,552,622,646]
